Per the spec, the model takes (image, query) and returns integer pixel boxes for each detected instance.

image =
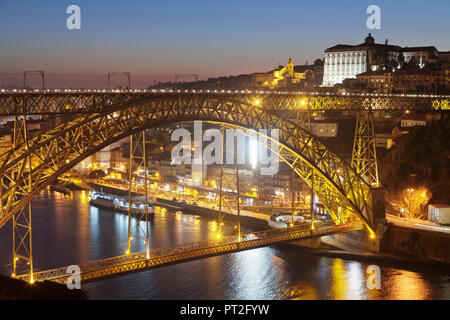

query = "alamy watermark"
[366,265,381,290]
[66,265,81,289]
[366,5,381,30]
[171,121,279,175]
[66,5,81,30]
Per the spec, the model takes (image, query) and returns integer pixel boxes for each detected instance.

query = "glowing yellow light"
[370,233,376,240]
[216,234,221,239]
[125,250,130,255]
[254,99,260,106]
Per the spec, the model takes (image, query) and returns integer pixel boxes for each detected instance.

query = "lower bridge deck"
[15,222,364,284]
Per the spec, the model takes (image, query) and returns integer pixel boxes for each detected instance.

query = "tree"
[385,187,431,219]
[88,169,106,182]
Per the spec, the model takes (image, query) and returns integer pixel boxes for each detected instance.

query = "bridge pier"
[352,110,379,187]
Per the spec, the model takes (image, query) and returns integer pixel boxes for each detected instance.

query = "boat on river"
[89,190,154,216]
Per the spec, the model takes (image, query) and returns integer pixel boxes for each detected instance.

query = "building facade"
[355,62,449,94]
[323,34,401,86]
[252,58,322,89]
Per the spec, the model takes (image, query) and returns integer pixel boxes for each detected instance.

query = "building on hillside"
[310,122,338,137]
[402,46,439,67]
[323,34,401,86]
[356,69,394,93]
[110,147,127,172]
[322,34,445,87]
[251,58,323,89]
[400,114,427,128]
[438,51,450,63]
[354,62,449,94]
[428,204,450,225]
[0,130,11,155]
[375,133,392,149]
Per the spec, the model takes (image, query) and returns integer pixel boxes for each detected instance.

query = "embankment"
[0,275,87,300]
[380,224,450,264]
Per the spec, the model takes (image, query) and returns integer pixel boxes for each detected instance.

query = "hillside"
[379,114,449,218]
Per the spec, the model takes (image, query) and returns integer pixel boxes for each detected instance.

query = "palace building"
[323,34,443,87]
[323,34,401,87]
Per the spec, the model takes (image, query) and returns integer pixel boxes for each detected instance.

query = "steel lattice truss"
[352,112,379,187]
[0,91,448,116]
[14,221,364,283]
[0,94,376,234]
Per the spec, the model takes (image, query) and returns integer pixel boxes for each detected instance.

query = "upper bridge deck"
[0,89,448,116]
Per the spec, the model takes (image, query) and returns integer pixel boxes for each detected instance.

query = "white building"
[323,34,400,87]
[310,123,338,137]
[428,204,450,225]
[400,115,427,128]
[375,133,392,149]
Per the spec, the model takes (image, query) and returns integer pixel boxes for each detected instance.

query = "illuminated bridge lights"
[0,89,447,281]
[0,88,449,101]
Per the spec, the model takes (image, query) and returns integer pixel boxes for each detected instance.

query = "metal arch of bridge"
[0,94,375,232]
[0,91,448,116]
[14,221,364,283]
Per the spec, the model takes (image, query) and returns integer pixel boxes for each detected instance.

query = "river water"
[0,190,449,300]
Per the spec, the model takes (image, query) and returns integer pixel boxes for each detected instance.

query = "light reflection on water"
[0,189,449,300]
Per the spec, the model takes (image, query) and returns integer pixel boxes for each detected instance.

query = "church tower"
[365,33,375,45]
[287,58,294,77]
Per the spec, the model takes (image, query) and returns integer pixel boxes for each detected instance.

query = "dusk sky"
[1,0,449,88]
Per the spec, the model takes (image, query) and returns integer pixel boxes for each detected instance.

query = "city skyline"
[1,0,450,88]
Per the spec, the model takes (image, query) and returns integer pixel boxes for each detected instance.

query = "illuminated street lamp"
[406,188,414,220]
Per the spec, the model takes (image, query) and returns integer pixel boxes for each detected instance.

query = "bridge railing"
[15,221,364,282]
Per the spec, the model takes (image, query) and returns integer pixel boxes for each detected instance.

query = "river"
[0,190,449,300]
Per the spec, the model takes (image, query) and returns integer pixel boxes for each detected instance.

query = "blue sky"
[1,0,449,87]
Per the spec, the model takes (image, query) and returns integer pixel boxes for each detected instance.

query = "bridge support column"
[216,126,241,241]
[11,113,34,282]
[126,131,150,257]
[351,111,379,187]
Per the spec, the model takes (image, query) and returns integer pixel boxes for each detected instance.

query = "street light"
[406,188,414,220]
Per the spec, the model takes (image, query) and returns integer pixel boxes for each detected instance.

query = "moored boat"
[89,191,154,216]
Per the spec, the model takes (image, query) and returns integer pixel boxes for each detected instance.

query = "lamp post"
[407,188,414,220]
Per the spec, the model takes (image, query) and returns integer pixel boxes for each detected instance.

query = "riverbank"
[0,275,87,300]
[71,179,450,268]
[85,180,270,231]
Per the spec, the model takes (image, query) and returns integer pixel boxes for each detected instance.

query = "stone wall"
[380,224,450,263]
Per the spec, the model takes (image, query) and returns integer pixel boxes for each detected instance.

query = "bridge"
[0,89,448,115]
[14,221,364,283]
[0,89,448,283]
